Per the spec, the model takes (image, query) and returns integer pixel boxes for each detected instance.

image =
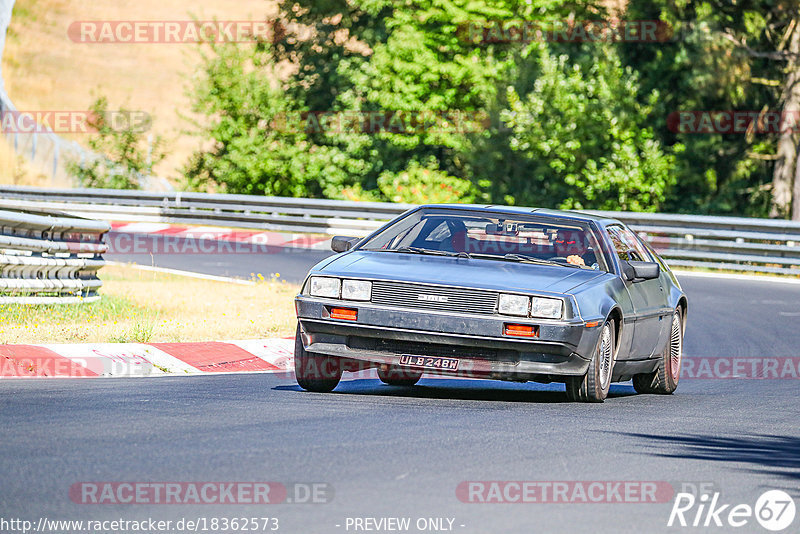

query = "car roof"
[417,204,623,226]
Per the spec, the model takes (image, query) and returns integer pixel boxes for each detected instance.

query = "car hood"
[315,251,607,295]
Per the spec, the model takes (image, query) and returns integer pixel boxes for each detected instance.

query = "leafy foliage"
[501,45,675,211]
[620,0,786,216]
[378,159,479,204]
[183,42,366,197]
[184,0,783,216]
[68,97,164,190]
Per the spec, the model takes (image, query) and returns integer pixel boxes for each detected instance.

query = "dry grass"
[2,0,276,184]
[0,263,299,344]
[0,140,62,187]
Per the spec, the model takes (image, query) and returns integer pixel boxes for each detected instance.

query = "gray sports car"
[294,205,687,402]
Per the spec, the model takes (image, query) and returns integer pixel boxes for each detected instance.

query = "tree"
[67,97,165,190]
[499,44,675,211]
[184,40,368,197]
[186,0,678,212]
[269,0,530,196]
[622,0,797,218]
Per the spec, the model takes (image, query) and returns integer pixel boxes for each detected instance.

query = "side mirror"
[622,260,660,281]
[331,236,359,253]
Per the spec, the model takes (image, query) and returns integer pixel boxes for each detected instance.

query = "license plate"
[399,354,459,371]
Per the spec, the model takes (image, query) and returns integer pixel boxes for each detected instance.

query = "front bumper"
[295,297,603,380]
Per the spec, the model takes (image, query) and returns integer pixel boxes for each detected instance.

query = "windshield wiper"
[391,246,460,257]
[459,252,583,268]
[503,253,583,268]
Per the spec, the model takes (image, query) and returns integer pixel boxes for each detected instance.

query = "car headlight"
[341,279,372,301]
[498,294,529,317]
[309,276,341,298]
[530,296,562,319]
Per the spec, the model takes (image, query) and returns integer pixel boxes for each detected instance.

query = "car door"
[606,225,669,358]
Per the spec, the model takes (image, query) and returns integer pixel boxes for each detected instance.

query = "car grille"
[370,281,499,315]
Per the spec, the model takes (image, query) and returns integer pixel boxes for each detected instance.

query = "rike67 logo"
[668,489,796,531]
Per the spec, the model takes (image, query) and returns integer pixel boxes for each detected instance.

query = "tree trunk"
[772,24,800,219]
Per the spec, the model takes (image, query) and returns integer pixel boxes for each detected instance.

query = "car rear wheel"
[565,321,616,403]
[294,324,342,393]
[377,365,423,386]
[633,309,683,395]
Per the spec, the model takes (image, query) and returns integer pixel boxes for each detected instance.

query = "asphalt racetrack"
[105,231,333,283]
[1,235,798,533]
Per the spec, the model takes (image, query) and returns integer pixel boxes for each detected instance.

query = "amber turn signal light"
[504,323,538,338]
[330,307,358,321]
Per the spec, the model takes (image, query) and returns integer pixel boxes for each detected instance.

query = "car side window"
[425,221,451,243]
[607,225,651,262]
[606,226,628,261]
[629,231,655,262]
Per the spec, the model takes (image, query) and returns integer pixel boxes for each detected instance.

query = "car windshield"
[358,208,608,272]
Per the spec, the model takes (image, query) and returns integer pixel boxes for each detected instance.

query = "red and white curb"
[110,222,333,250]
[0,338,297,378]
[9,337,786,382]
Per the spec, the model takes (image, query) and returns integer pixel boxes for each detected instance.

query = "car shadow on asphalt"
[610,431,800,495]
[274,379,638,403]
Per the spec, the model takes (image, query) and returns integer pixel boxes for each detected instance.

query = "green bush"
[378,160,479,204]
[67,96,165,190]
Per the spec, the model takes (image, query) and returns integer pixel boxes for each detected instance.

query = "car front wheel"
[565,321,616,403]
[633,309,683,395]
[294,324,342,392]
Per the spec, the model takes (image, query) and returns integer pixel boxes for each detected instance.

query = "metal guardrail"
[0,186,413,235]
[0,206,109,304]
[0,185,798,276]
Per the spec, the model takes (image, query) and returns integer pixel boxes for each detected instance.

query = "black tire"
[565,321,616,403]
[377,365,423,386]
[633,309,683,395]
[294,324,342,393]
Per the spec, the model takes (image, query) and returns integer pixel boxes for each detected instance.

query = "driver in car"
[553,229,593,267]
